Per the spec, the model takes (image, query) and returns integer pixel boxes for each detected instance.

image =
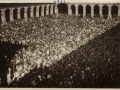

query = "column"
[24,7,28,21]
[68,4,72,16]
[10,8,14,22]
[75,5,78,17]
[108,4,112,19]
[36,6,39,17]
[0,8,5,23]
[99,4,103,18]
[50,5,53,15]
[46,5,49,16]
[41,5,44,17]
[17,7,21,19]
[30,6,34,18]
[55,4,58,17]
[71,8,72,16]
[118,3,120,17]
[83,4,86,18]
[91,4,94,18]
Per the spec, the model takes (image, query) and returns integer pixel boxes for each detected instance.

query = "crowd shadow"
[0,41,28,87]
[2,23,120,88]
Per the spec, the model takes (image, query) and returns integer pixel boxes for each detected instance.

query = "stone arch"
[102,5,108,19]
[111,5,118,18]
[71,5,75,15]
[5,8,10,22]
[20,8,25,19]
[34,6,37,17]
[44,6,47,16]
[78,5,83,18]
[39,6,42,16]
[94,5,100,17]
[27,7,31,18]
[13,8,18,20]
[57,3,68,14]
[86,5,91,17]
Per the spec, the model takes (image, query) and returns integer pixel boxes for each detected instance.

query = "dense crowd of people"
[0,13,120,87]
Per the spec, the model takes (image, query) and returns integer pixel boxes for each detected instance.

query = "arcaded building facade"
[0,3,120,23]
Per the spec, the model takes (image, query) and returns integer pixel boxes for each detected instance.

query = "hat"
[81,71,84,73]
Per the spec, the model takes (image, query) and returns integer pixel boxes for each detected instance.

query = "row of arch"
[58,3,118,18]
[0,5,56,22]
[0,3,120,23]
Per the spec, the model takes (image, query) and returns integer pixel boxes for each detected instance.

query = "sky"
[0,0,120,3]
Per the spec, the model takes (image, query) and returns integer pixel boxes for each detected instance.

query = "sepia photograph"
[0,0,120,88]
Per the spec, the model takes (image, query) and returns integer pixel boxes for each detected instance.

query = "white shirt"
[7,73,12,85]
[46,49,49,55]
[18,65,22,72]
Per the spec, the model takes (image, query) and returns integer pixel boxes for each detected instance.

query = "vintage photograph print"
[0,0,120,88]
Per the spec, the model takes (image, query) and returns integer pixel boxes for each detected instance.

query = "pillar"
[75,5,78,17]
[17,7,21,19]
[46,5,49,16]
[41,5,44,17]
[36,6,39,17]
[0,8,5,23]
[68,4,72,16]
[55,4,58,17]
[83,4,86,18]
[30,6,34,18]
[10,8,14,22]
[24,7,28,21]
[71,8,72,16]
[108,4,112,19]
[118,3,120,17]
[91,4,94,18]
[99,4,103,18]
[50,5,53,15]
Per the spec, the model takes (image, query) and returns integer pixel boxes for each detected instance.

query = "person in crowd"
[0,13,120,87]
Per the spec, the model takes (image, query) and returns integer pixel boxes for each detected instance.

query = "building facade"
[0,3,120,23]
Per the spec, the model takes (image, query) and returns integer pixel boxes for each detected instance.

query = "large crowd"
[0,13,120,87]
